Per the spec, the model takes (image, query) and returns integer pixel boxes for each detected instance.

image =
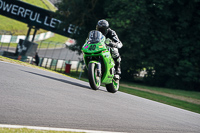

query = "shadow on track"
[20,70,91,90]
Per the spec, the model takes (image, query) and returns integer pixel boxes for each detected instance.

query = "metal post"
[0,33,4,50]
[59,44,66,72]
[79,66,83,79]
[32,27,38,42]
[0,31,6,50]
[39,58,43,67]
[25,26,32,41]
[0,38,2,50]
[7,33,12,52]
[54,59,59,71]
[45,58,49,69]
[60,60,64,73]
[78,57,84,79]
[49,58,54,70]
[50,42,59,69]
[18,26,32,57]
[44,41,52,68]
[36,40,44,66]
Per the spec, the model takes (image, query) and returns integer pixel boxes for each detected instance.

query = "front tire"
[88,63,101,90]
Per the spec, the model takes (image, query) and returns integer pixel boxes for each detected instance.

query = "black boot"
[114,56,121,75]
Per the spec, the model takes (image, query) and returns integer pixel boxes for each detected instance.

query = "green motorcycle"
[82,30,119,93]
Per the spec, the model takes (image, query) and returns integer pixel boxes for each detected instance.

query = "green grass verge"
[0,128,83,133]
[121,81,200,100]
[119,86,200,114]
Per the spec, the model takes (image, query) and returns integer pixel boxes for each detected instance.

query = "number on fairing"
[89,45,96,51]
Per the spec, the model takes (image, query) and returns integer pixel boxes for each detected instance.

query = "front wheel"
[106,79,119,93]
[88,63,101,90]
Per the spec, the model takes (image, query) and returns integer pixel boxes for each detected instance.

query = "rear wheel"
[88,63,101,90]
[106,78,119,93]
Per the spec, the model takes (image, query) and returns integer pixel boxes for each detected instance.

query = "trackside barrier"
[1,40,84,74]
[65,63,71,73]
[0,31,54,43]
[33,57,83,72]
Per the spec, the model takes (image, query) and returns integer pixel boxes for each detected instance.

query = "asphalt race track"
[0,61,200,133]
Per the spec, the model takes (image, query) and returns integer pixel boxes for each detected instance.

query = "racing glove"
[105,39,117,48]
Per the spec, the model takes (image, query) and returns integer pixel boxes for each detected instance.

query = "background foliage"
[56,0,200,91]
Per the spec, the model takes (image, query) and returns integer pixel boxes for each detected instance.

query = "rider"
[96,19,123,75]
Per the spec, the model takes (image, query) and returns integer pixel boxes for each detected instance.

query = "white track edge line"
[0,124,124,133]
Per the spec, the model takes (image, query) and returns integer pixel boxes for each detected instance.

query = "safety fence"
[0,40,84,74]
[0,31,54,43]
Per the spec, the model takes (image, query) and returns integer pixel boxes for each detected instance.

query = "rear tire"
[88,63,101,90]
[106,79,119,93]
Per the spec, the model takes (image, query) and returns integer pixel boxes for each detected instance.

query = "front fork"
[87,60,102,77]
[96,62,101,77]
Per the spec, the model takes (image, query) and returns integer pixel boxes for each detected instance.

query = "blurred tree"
[55,0,200,90]
[105,0,200,90]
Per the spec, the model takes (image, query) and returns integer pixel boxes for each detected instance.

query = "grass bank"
[0,128,82,133]
[119,85,200,114]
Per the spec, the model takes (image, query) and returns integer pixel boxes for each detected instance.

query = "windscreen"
[88,30,103,44]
